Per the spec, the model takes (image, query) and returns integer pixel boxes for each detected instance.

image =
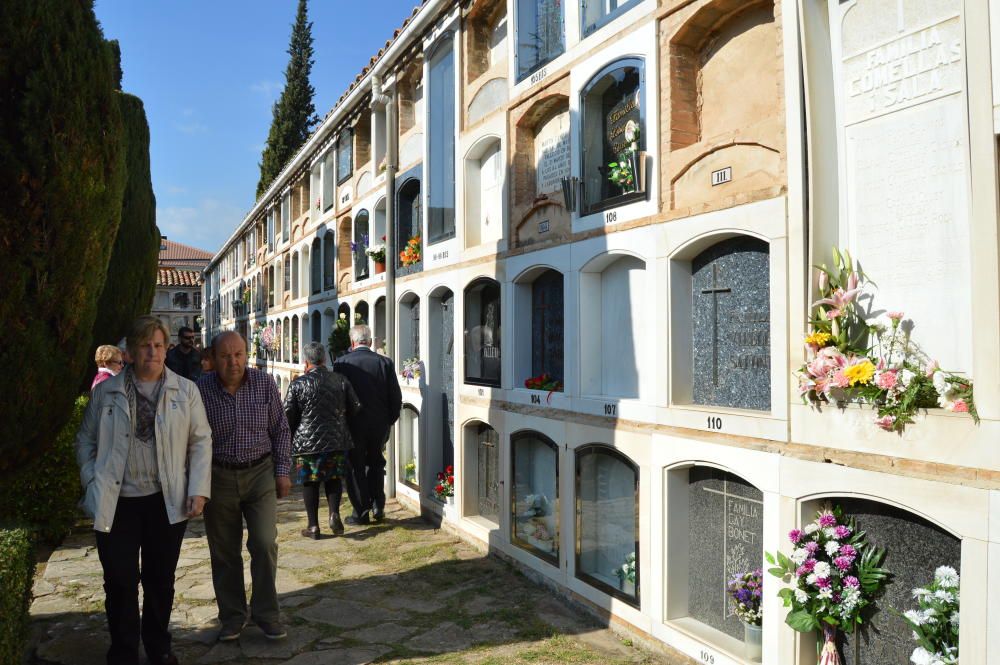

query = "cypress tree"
[0,0,126,470]
[256,0,318,198]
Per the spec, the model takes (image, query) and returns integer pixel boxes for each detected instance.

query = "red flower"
[447,475,454,485]
[435,484,444,493]
[445,465,454,474]
[437,472,445,481]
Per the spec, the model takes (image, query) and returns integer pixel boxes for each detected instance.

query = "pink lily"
[813,286,861,312]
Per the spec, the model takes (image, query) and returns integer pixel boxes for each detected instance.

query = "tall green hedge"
[0,1,126,471]
[0,528,34,665]
[84,91,159,391]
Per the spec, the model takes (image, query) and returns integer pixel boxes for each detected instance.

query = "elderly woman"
[91,344,124,390]
[76,316,212,665]
[283,341,361,538]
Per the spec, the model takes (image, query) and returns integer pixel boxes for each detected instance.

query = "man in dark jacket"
[284,342,361,538]
[165,326,202,381]
[334,324,402,525]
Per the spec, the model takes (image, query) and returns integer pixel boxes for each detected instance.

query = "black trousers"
[345,433,388,518]
[95,493,187,665]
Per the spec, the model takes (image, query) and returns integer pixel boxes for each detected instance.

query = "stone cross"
[700,263,731,386]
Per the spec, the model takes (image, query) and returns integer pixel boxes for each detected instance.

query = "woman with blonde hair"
[91,344,124,391]
[76,315,212,665]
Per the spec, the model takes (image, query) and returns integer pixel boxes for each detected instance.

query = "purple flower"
[805,541,820,555]
[833,555,854,572]
[796,565,808,577]
[816,577,831,588]
[818,513,838,528]
[843,576,860,588]
[834,525,852,539]
[801,558,816,572]
[832,592,842,604]
[839,544,857,557]
[789,529,803,544]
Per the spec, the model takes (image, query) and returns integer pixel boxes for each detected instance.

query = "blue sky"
[94,0,421,256]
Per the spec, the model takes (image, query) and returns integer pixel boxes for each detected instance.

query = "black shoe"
[371,507,384,522]
[218,620,246,642]
[329,514,345,535]
[301,526,321,540]
[256,621,287,640]
[148,653,179,665]
[345,513,370,526]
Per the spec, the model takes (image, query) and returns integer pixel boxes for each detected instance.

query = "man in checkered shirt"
[197,331,292,643]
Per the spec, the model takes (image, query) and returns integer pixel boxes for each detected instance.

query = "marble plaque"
[687,468,764,641]
[535,111,570,194]
[839,0,972,372]
[834,498,961,665]
[691,237,771,410]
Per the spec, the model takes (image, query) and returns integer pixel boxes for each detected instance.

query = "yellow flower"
[805,332,833,347]
[843,360,875,386]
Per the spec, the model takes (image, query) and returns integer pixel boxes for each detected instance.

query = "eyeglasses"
[109,360,124,367]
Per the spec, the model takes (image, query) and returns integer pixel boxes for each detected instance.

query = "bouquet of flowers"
[434,466,455,500]
[899,566,960,665]
[403,460,416,482]
[328,312,351,358]
[522,493,549,518]
[524,372,562,392]
[614,551,636,586]
[727,569,764,626]
[350,234,368,255]
[797,248,977,433]
[260,324,278,357]
[607,121,640,192]
[400,357,423,382]
[400,235,421,266]
[767,505,890,665]
[366,235,387,263]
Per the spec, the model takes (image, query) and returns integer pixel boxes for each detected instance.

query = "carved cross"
[701,262,731,387]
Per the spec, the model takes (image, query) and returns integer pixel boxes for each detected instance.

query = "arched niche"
[354,210,370,282]
[461,420,500,524]
[373,198,386,253]
[464,136,504,248]
[465,0,507,84]
[396,176,423,275]
[291,315,299,364]
[398,292,421,362]
[575,444,639,606]
[510,430,559,564]
[399,404,421,488]
[667,0,783,213]
[664,463,764,653]
[464,277,501,387]
[310,311,321,345]
[669,233,771,411]
[311,237,322,295]
[468,78,509,126]
[511,93,571,248]
[427,287,455,488]
[579,253,647,400]
[322,232,335,292]
[513,267,564,389]
[337,216,352,290]
[355,300,369,326]
[373,296,386,354]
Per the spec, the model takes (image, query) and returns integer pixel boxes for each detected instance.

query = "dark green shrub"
[328,314,350,359]
[0,1,126,471]
[0,396,88,544]
[84,91,159,391]
[0,527,35,665]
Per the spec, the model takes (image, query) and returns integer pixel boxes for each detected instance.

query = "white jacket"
[75,367,213,532]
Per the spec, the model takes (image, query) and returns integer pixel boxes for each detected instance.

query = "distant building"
[152,238,212,344]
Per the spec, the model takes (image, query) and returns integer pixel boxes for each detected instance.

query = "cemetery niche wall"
[689,236,771,411]
[463,421,500,524]
[576,445,639,605]
[511,431,559,564]
[464,278,501,386]
[399,405,420,488]
[428,288,456,477]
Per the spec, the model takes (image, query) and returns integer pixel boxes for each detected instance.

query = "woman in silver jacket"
[76,316,212,665]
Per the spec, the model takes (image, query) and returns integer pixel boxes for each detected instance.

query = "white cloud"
[157,198,246,254]
[174,120,208,135]
[250,80,282,97]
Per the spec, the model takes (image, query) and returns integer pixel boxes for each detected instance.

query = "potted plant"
[399,234,421,267]
[614,552,636,596]
[727,569,764,661]
[367,235,387,274]
[767,505,890,665]
[434,466,455,505]
[328,313,351,359]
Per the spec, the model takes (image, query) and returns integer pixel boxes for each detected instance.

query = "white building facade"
[203,1,1000,662]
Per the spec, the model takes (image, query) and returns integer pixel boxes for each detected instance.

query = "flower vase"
[628,150,646,194]
[743,623,762,662]
[446,495,454,506]
[818,625,841,665]
[375,261,386,275]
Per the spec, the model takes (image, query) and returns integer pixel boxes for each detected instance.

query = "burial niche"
[581,59,645,214]
[354,210,370,281]
[464,278,501,387]
[833,498,961,665]
[684,467,764,646]
[428,289,455,478]
[511,431,559,564]
[464,421,500,524]
[399,405,420,488]
[515,0,564,81]
[398,294,421,365]
[576,445,639,605]
[529,269,564,387]
[511,95,571,248]
[396,176,422,275]
[690,236,770,410]
[464,138,504,248]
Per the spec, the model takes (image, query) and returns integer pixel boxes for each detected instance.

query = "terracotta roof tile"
[157,268,203,288]
[159,239,213,263]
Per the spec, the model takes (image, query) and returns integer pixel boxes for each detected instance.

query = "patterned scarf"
[124,367,164,442]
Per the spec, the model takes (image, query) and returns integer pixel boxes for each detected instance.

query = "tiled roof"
[159,239,213,263]
[157,268,203,287]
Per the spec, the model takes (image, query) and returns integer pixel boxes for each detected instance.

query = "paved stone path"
[31,491,691,664]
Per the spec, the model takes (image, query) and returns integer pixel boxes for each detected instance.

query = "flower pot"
[743,623,762,662]
[446,495,454,506]
[374,261,386,274]
[617,577,635,597]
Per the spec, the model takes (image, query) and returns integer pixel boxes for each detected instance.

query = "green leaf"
[822,616,840,627]
[765,551,775,565]
[785,610,820,633]
[769,566,787,580]
[831,247,842,268]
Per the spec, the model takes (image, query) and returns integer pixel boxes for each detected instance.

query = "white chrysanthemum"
[825,540,841,557]
[934,566,959,588]
[813,561,831,578]
[804,523,819,535]
[817,587,833,599]
[932,589,954,603]
[900,369,916,387]
[790,548,809,565]
[912,587,932,599]
[806,574,818,585]
[823,527,837,540]
[932,371,948,395]
[904,609,927,626]
[910,647,934,665]
[950,611,959,626]
[794,588,808,603]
